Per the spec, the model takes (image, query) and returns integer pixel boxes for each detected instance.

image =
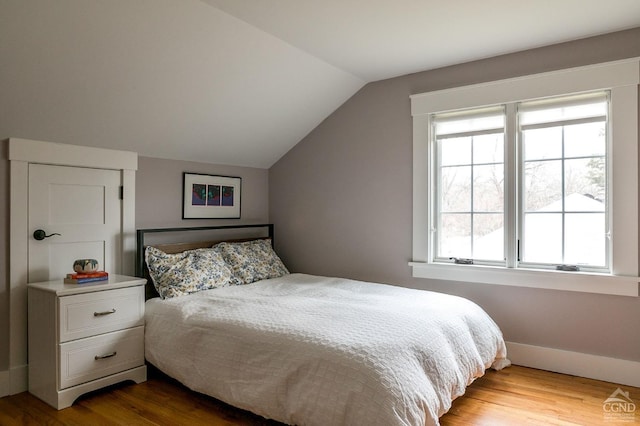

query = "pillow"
[145,246,234,299]
[214,239,289,284]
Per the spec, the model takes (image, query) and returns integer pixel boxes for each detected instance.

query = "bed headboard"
[136,223,274,299]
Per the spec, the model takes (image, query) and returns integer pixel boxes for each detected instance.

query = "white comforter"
[145,274,508,426]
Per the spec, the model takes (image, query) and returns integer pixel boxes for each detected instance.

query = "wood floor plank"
[0,366,637,425]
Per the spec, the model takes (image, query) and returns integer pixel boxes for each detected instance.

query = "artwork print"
[192,184,207,205]
[183,173,241,219]
[222,186,234,206]
[207,185,221,206]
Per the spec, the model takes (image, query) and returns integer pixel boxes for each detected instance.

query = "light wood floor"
[0,365,637,425]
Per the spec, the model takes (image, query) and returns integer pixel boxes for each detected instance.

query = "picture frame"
[182,173,241,219]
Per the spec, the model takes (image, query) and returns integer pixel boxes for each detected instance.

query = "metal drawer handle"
[94,309,116,317]
[94,351,117,360]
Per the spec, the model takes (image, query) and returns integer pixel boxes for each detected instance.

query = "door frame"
[7,138,137,395]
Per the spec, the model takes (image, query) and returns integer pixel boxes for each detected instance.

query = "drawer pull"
[94,351,117,360]
[94,308,116,317]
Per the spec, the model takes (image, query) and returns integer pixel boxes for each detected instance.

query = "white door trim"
[9,138,137,169]
[5,138,137,396]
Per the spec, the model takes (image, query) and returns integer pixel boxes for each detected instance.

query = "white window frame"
[409,59,639,297]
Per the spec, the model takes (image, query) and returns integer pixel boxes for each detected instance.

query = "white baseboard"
[506,341,640,388]
[0,365,28,398]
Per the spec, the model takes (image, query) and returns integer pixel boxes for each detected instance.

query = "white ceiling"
[205,0,640,82]
[2,1,639,168]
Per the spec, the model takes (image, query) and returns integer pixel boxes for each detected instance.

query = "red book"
[66,271,109,279]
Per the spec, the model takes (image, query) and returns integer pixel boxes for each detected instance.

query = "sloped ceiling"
[1,1,639,168]
[205,0,640,82]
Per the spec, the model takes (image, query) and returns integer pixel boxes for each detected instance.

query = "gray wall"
[136,156,269,229]
[269,28,640,362]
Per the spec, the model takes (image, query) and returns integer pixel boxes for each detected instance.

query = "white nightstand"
[27,274,147,409]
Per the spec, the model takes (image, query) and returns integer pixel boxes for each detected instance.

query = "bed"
[136,224,509,426]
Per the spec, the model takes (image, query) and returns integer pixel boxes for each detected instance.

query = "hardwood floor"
[442,366,638,425]
[0,365,637,425]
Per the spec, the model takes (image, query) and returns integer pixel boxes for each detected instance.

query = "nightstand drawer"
[59,326,144,390]
[59,286,144,342]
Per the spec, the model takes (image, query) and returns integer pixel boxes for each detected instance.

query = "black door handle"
[33,229,62,241]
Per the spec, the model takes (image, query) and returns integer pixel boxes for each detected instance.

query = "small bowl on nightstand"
[73,259,100,273]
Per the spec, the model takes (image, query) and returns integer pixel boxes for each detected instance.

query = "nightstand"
[27,274,147,409]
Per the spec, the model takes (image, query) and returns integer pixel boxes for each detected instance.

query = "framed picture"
[182,173,241,219]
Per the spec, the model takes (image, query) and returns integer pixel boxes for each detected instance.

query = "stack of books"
[64,271,109,284]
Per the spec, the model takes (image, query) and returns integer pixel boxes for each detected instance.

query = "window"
[433,107,506,264]
[410,59,639,296]
[432,93,609,272]
[519,93,608,271]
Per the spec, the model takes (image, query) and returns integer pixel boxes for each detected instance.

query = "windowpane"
[473,164,503,212]
[565,213,606,266]
[439,137,471,166]
[524,160,562,212]
[473,214,504,261]
[440,166,471,212]
[473,133,504,164]
[522,213,562,263]
[564,121,606,158]
[523,127,562,161]
[564,158,606,209]
[439,214,471,258]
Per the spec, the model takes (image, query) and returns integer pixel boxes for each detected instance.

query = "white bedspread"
[145,273,508,426]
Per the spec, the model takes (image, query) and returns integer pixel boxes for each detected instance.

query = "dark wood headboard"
[136,224,274,299]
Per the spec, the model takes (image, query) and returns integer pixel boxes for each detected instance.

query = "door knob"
[33,229,62,241]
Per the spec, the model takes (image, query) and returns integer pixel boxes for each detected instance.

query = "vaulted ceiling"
[2,1,639,168]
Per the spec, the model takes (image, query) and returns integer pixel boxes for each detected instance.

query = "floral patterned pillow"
[145,246,234,299]
[214,239,289,284]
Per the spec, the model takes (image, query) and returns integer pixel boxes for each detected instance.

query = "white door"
[28,164,122,282]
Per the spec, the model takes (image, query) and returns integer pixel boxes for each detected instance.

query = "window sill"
[408,262,639,297]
